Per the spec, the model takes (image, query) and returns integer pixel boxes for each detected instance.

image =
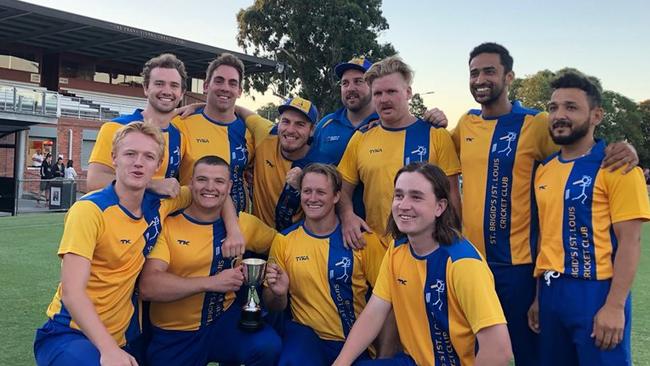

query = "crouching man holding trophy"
[139,156,281,366]
[263,164,386,366]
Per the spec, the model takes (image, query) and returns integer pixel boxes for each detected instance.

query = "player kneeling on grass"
[333,162,513,366]
[34,122,192,366]
[263,163,386,366]
[138,155,281,366]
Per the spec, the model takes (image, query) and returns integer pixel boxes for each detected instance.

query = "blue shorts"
[278,320,370,366]
[539,273,632,366]
[34,319,138,366]
[490,263,539,366]
[147,304,281,366]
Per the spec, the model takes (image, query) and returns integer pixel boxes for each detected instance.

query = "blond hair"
[111,122,165,163]
[364,56,414,86]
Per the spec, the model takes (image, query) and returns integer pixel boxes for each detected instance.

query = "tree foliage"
[236,0,395,113]
[256,102,280,123]
[409,93,427,118]
[510,69,650,167]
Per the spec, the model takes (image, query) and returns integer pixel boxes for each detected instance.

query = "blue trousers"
[34,319,139,366]
[278,320,370,366]
[539,273,631,366]
[147,304,281,366]
[490,263,539,366]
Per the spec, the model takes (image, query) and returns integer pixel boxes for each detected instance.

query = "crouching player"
[263,163,386,366]
[139,155,281,366]
[334,163,513,366]
[34,122,192,366]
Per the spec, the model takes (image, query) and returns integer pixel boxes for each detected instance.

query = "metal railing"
[0,83,59,117]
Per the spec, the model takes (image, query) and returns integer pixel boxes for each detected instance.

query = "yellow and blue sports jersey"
[313,108,380,166]
[89,109,184,179]
[373,237,506,366]
[534,140,650,280]
[174,109,258,212]
[269,221,385,341]
[45,184,191,347]
[252,125,320,230]
[338,120,461,244]
[452,101,558,266]
[148,211,276,331]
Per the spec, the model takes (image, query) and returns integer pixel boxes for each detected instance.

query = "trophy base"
[239,309,263,332]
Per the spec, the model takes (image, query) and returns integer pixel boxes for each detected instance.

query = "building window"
[81,139,95,170]
[27,137,55,168]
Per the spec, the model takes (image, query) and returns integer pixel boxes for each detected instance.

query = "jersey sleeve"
[337,131,361,185]
[269,234,289,273]
[88,122,121,169]
[361,232,387,287]
[430,128,462,176]
[160,186,192,217]
[530,112,558,159]
[605,167,650,224]
[451,122,461,157]
[449,258,506,334]
[148,224,172,263]
[371,244,394,303]
[57,200,103,260]
[244,114,274,149]
[240,212,278,254]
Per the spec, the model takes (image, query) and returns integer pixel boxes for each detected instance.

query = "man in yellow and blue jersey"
[139,155,280,366]
[174,53,270,213]
[88,53,187,197]
[264,163,385,366]
[452,42,639,366]
[338,56,461,248]
[334,163,511,366]
[34,122,192,366]
[250,97,320,230]
[531,71,650,366]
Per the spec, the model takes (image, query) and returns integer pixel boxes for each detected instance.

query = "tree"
[237,0,396,114]
[409,93,427,118]
[256,102,280,123]
[508,69,554,110]
[638,100,650,168]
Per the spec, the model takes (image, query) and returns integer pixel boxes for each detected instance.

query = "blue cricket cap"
[277,97,319,124]
[334,56,373,78]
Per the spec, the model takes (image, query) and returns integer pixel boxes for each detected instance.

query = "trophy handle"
[230,256,243,268]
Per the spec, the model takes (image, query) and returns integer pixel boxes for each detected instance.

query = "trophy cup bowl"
[239,258,267,331]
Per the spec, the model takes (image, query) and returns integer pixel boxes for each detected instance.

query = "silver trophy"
[239,258,267,331]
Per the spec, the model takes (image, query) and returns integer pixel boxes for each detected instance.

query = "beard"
[550,117,591,145]
[343,92,371,113]
[470,80,506,107]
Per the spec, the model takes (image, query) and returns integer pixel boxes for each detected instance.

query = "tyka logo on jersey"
[120,239,131,245]
[369,148,383,154]
[295,255,309,262]
[195,138,210,143]
[177,239,190,246]
[397,278,408,285]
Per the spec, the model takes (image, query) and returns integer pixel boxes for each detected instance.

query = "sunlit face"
[547,88,602,145]
[278,109,314,155]
[341,69,371,113]
[300,172,339,222]
[469,53,513,106]
[112,132,161,191]
[190,163,232,211]
[204,65,242,113]
[371,72,412,125]
[392,171,447,238]
[144,67,184,113]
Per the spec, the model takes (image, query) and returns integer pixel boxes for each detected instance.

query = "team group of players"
[32,42,650,366]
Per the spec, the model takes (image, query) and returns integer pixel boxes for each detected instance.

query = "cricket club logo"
[143,215,162,255]
[405,145,428,164]
[330,256,352,282]
[565,175,592,205]
[425,279,446,311]
[492,131,517,157]
[232,144,248,163]
[169,145,181,175]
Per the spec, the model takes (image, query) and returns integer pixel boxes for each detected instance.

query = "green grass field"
[0,213,648,365]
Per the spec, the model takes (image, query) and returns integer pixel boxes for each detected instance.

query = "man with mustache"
[530,71,649,366]
[452,42,639,365]
[338,56,461,248]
